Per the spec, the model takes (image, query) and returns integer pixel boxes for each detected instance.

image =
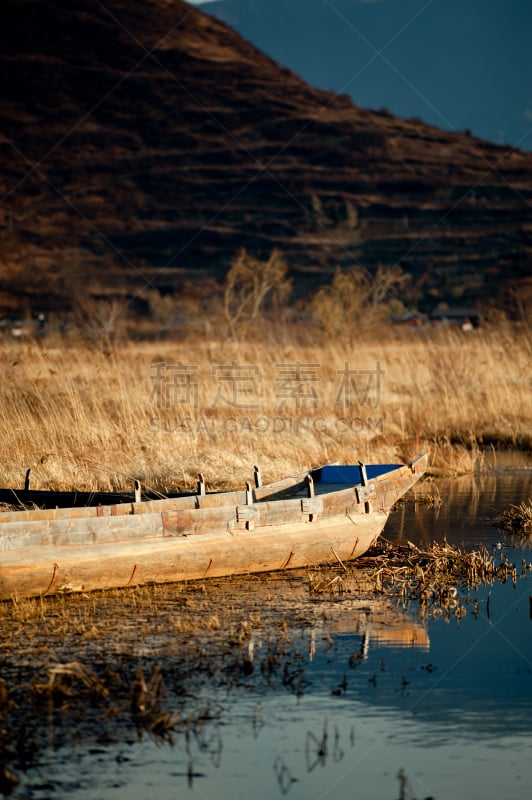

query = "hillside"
[0,0,531,317]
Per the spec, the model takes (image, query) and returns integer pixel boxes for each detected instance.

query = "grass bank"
[0,327,530,492]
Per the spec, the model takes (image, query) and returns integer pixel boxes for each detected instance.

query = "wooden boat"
[314,599,430,653]
[0,454,427,600]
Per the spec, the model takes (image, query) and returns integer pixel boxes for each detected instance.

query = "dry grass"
[308,537,522,615]
[0,326,530,491]
[496,499,532,536]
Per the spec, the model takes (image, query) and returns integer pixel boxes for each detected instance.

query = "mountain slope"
[0,0,531,315]
[206,0,532,150]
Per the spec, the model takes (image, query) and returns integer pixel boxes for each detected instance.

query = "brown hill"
[0,0,531,317]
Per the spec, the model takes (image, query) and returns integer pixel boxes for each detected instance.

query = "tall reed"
[0,327,529,491]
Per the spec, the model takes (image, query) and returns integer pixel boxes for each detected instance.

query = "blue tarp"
[317,464,398,484]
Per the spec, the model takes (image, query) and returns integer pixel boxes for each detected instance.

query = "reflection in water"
[274,754,297,794]
[304,719,329,774]
[307,599,430,664]
[397,768,422,800]
[4,468,532,799]
[388,469,532,549]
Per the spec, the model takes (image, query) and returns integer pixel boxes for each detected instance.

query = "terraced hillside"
[0,0,531,315]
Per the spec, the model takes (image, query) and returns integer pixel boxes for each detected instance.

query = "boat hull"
[0,455,427,599]
[0,510,387,599]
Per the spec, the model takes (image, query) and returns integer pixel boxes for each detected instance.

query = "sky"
[188,0,532,150]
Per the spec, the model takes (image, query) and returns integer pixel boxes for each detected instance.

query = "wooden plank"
[236,505,259,523]
[301,497,323,515]
[356,483,376,504]
[0,511,389,599]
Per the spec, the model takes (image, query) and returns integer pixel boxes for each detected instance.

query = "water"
[9,463,532,800]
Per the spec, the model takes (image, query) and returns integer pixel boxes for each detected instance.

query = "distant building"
[391,308,481,331]
[0,314,47,337]
[391,310,428,327]
[429,308,481,329]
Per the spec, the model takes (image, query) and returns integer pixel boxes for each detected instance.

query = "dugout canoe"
[0,454,427,600]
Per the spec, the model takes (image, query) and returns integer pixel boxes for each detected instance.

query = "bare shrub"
[310,265,407,341]
[223,248,292,342]
[72,298,130,346]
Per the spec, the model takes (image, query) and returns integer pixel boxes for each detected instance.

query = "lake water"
[7,460,532,800]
